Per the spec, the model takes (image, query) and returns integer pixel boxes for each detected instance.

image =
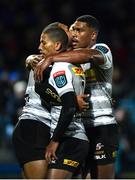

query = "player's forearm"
[52,107,76,142]
[51,92,78,142]
[50,49,104,65]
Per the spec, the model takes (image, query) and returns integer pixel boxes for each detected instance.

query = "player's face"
[70,21,97,49]
[39,33,57,57]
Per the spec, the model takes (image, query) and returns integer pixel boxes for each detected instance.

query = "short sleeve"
[49,62,74,97]
[94,43,113,69]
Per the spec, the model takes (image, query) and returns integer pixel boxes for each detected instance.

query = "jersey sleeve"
[94,43,113,69]
[49,63,74,97]
[49,63,78,142]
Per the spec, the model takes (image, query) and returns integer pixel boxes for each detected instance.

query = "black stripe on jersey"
[35,82,61,108]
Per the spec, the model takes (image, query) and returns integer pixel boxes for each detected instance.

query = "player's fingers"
[32,61,39,70]
[48,154,52,163]
[45,152,51,163]
[35,57,42,62]
[52,152,57,161]
[33,59,40,65]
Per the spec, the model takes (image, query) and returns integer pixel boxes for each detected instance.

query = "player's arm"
[45,64,80,162]
[51,91,78,142]
[48,48,104,65]
[34,49,104,81]
[35,66,89,110]
[45,91,78,162]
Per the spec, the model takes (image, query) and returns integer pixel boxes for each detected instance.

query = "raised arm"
[34,48,104,81]
[49,48,104,64]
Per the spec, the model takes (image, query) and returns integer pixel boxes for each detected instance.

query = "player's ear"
[55,42,62,51]
[91,31,98,41]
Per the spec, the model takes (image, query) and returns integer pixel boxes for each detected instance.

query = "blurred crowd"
[0,0,135,178]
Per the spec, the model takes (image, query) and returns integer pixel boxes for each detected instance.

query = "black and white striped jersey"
[81,43,116,127]
[49,62,88,141]
[19,70,51,127]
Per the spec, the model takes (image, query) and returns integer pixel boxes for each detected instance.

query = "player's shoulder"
[93,43,111,54]
[53,62,70,69]
[51,62,72,77]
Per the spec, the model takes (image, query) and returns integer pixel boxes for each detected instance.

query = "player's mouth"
[40,50,45,56]
[72,39,78,47]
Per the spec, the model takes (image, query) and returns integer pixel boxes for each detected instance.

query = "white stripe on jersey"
[81,43,113,71]
[19,69,51,127]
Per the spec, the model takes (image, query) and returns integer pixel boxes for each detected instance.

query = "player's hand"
[34,56,52,82]
[77,94,90,111]
[45,140,59,163]
[26,54,43,70]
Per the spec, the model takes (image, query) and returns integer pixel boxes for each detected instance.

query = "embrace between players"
[12,15,119,179]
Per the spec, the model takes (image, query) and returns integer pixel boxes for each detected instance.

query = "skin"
[37,31,76,179]
[25,23,70,70]
[39,31,89,111]
[23,25,89,179]
[26,23,89,111]
[64,20,115,179]
[22,32,63,179]
[39,33,61,56]
[34,20,116,179]
[34,21,104,82]
[25,54,44,70]
[67,20,116,179]
[71,21,96,48]
[23,160,48,179]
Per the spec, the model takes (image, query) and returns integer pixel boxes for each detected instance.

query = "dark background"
[0,0,135,178]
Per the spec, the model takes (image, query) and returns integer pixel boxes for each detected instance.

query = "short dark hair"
[76,15,100,32]
[42,22,60,32]
[43,27,68,51]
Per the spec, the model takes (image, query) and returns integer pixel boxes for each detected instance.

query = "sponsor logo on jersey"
[94,154,106,160]
[63,159,79,167]
[45,88,61,103]
[96,143,104,151]
[112,151,117,158]
[53,71,67,88]
[50,159,56,164]
[95,150,105,155]
[72,67,84,76]
[85,69,96,81]
[95,45,109,54]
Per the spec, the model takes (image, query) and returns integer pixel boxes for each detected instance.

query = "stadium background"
[0,0,135,178]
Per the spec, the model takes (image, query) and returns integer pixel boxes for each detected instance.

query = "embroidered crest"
[53,71,67,88]
[95,45,109,54]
